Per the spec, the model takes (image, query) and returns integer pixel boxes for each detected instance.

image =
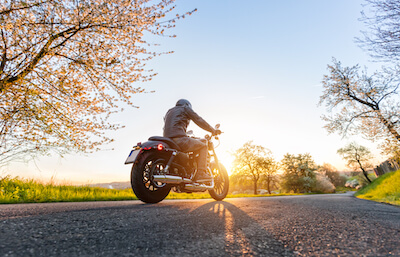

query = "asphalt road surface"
[0,192,399,256]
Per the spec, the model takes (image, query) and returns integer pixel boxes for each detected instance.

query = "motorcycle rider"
[163,99,221,183]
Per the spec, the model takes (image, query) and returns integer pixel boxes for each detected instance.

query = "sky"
[3,0,388,184]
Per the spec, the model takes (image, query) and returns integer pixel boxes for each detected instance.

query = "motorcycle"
[124,125,229,203]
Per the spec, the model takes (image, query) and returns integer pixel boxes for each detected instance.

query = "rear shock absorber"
[164,150,177,174]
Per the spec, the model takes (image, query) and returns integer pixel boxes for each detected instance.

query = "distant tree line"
[230,141,354,195]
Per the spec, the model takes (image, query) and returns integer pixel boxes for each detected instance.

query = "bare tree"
[357,0,400,62]
[319,59,400,155]
[337,142,373,183]
[0,0,195,164]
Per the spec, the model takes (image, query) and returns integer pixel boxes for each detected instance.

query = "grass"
[1,176,316,204]
[335,186,357,193]
[0,176,137,204]
[355,169,400,206]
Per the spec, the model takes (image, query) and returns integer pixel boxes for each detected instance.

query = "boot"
[194,169,212,183]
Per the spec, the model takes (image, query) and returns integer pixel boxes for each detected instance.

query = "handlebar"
[189,124,222,141]
[205,131,223,141]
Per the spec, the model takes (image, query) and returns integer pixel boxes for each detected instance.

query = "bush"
[280,172,317,193]
[346,172,376,189]
[345,179,360,189]
[280,153,317,193]
[326,171,347,187]
[313,173,336,193]
[318,163,347,187]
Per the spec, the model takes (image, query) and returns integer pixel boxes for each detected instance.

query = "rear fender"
[124,141,174,165]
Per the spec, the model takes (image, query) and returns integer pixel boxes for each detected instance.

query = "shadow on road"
[0,199,295,256]
[185,200,293,256]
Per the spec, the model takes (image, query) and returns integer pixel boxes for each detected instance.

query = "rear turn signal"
[157,144,164,151]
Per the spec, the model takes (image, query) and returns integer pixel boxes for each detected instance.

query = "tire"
[208,162,229,201]
[131,151,171,203]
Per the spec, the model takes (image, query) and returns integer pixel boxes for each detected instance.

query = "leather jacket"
[163,105,215,138]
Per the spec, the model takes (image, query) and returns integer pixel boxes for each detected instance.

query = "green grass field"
[355,169,400,206]
[0,176,311,204]
[0,176,138,204]
[5,174,397,205]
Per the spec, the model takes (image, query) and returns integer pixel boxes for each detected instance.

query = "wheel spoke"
[141,159,170,191]
[215,183,222,194]
[216,184,221,193]
[213,168,226,195]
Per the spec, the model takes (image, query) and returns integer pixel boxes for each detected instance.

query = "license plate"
[124,149,141,164]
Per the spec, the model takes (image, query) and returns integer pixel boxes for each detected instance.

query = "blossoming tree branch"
[0,0,195,164]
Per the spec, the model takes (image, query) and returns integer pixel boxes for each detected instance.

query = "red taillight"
[157,144,163,151]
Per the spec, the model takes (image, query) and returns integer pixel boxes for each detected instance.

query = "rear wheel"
[131,151,171,203]
[208,162,229,201]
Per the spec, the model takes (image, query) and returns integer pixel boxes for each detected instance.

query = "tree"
[357,0,400,62]
[280,153,317,193]
[231,141,277,195]
[229,173,254,193]
[260,159,279,194]
[0,0,195,164]
[319,59,400,156]
[317,163,347,187]
[337,142,373,183]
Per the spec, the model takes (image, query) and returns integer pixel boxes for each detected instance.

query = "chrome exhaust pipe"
[185,182,214,191]
[153,175,192,184]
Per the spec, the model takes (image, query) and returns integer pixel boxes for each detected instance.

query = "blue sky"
[4,0,386,183]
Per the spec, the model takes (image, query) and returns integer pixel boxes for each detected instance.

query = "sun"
[216,151,234,176]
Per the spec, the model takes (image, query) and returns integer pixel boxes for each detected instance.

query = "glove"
[213,129,222,136]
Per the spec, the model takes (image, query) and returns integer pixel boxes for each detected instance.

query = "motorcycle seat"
[148,136,181,151]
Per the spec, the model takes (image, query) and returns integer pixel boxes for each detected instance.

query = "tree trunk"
[253,179,258,195]
[358,160,372,183]
[377,112,400,143]
[267,177,271,194]
[361,169,372,183]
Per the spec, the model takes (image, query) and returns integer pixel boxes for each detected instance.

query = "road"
[0,192,399,256]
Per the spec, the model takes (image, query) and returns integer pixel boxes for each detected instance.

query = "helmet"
[176,99,192,108]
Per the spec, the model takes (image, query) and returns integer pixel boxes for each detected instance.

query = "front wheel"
[208,162,229,201]
[131,151,171,203]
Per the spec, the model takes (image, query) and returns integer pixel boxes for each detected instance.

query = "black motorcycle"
[124,125,229,203]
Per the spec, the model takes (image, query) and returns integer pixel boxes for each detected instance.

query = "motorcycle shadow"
[83,200,294,256]
[183,200,293,256]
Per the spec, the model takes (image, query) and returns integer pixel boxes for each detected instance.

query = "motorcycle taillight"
[157,143,163,151]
